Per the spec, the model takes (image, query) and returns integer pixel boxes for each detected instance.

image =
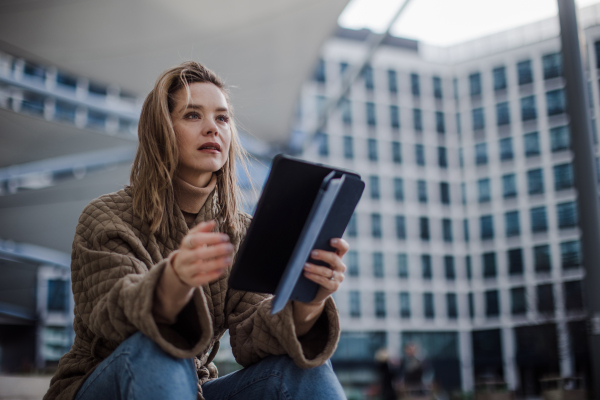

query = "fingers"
[303,263,343,291]
[310,249,347,273]
[189,220,217,234]
[330,238,349,257]
[185,232,230,249]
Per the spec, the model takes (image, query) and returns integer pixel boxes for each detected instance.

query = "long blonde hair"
[130,61,249,238]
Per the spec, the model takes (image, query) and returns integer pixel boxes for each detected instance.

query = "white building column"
[557,320,574,377]
[501,327,518,390]
[459,329,474,391]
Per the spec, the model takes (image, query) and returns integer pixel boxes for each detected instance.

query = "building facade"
[294,8,600,394]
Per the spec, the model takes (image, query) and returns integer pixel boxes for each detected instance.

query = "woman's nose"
[202,120,219,137]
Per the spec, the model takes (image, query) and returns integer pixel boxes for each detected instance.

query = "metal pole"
[557,0,600,393]
[302,0,413,152]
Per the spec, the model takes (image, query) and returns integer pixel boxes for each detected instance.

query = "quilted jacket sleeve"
[72,196,213,358]
[225,214,341,369]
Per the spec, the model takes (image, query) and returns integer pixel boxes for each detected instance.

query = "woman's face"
[171,82,232,186]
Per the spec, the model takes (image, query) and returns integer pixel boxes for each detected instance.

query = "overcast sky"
[339,0,600,46]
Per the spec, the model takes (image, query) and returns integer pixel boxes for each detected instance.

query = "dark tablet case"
[228,154,364,313]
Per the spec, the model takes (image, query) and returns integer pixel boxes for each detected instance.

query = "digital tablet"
[228,154,364,314]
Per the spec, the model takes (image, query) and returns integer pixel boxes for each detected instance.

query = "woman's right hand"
[172,220,234,287]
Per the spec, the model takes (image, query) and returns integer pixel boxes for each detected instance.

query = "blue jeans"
[75,331,346,400]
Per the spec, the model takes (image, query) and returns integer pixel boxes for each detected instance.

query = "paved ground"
[0,375,51,400]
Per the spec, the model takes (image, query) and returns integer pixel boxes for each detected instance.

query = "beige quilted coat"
[44,187,340,400]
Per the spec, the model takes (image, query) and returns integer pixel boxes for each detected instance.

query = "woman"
[44,61,348,400]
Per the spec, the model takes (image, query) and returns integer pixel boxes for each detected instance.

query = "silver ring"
[330,270,336,281]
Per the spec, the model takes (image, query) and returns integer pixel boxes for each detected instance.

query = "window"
[340,62,349,75]
[561,240,581,269]
[316,132,329,156]
[387,69,398,93]
[502,174,517,199]
[369,175,380,200]
[433,76,443,99]
[314,58,326,83]
[459,148,464,168]
[447,293,458,319]
[499,137,514,161]
[392,141,402,164]
[475,143,488,165]
[444,256,455,280]
[417,180,428,203]
[508,248,524,275]
[469,72,482,96]
[390,105,400,129]
[543,53,562,80]
[505,211,520,237]
[496,102,510,125]
[485,290,500,317]
[468,293,475,318]
[399,292,411,318]
[55,100,77,123]
[421,254,432,279]
[440,182,450,205]
[557,201,578,229]
[340,98,352,124]
[511,287,527,315]
[564,281,583,311]
[411,73,420,96]
[530,206,548,233]
[534,244,551,272]
[57,72,77,90]
[349,291,361,317]
[343,136,354,159]
[371,213,382,238]
[596,40,600,69]
[438,146,448,168]
[453,77,459,99]
[481,215,494,240]
[347,213,357,237]
[363,65,374,90]
[47,279,68,311]
[521,96,537,121]
[394,178,404,201]
[524,132,540,157]
[550,126,570,152]
[478,178,491,203]
[436,111,446,133]
[373,252,384,278]
[415,144,425,166]
[493,66,507,91]
[537,284,555,315]
[347,251,359,277]
[464,219,470,242]
[483,252,497,278]
[527,169,544,195]
[398,254,408,278]
[466,256,472,280]
[547,89,566,116]
[316,95,327,116]
[456,113,462,134]
[517,60,533,85]
[472,108,485,130]
[396,215,406,239]
[443,219,453,242]
[461,183,467,205]
[413,108,423,131]
[423,293,435,319]
[366,102,377,126]
[554,163,574,191]
[368,139,378,161]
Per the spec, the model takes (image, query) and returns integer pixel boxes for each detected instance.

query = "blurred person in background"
[375,348,398,400]
[398,343,432,396]
[43,61,349,400]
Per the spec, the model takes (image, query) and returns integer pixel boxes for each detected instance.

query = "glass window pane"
[398,254,409,278]
[527,169,544,195]
[534,244,551,272]
[530,206,548,233]
[524,132,540,157]
[499,138,514,161]
[503,174,517,198]
[480,215,494,240]
[517,60,533,85]
[483,252,497,278]
[505,211,520,237]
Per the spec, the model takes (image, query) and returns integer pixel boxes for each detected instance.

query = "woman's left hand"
[302,238,349,305]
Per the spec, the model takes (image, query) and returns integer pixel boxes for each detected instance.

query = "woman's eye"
[217,115,229,123]
[185,112,200,119]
